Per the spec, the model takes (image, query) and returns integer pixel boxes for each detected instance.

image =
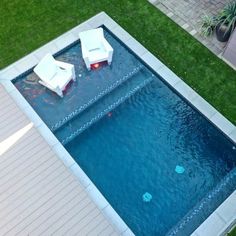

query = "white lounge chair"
[34,53,76,97]
[79,28,113,70]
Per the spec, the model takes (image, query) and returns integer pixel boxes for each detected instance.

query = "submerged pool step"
[54,69,154,145]
[51,65,144,131]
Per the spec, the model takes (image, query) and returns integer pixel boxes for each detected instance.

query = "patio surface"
[223,29,236,68]
[0,84,120,236]
[149,0,227,56]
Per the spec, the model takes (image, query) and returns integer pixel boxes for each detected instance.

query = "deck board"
[0,84,120,235]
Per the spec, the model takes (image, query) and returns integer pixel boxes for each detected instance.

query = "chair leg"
[55,86,63,98]
[58,91,63,97]
[71,66,76,81]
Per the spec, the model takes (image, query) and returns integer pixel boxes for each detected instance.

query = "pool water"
[13,28,236,236]
[66,80,236,235]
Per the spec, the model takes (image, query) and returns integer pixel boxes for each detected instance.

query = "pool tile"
[126,38,148,57]
[122,228,135,236]
[157,66,181,86]
[191,95,218,119]
[210,113,235,135]
[216,190,236,223]
[174,80,198,102]
[110,26,132,42]
[0,80,16,93]
[9,88,30,109]
[102,205,129,233]
[70,163,91,187]
[54,32,78,51]
[0,66,20,81]
[86,184,109,210]
[37,123,59,147]
[191,232,200,236]
[142,51,165,71]
[23,106,44,127]
[15,54,38,73]
[71,22,91,38]
[102,15,119,30]
[34,42,59,60]
[86,12,104,28]
[229,128,236,143]
[195,213,226,236]
[52,143,75,167]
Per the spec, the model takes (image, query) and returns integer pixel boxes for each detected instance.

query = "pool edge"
[0,11,235,236]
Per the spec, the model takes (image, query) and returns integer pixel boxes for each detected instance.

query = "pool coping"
[0,11,235,236]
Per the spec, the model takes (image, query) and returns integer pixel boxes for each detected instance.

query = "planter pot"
[215,23,231,42]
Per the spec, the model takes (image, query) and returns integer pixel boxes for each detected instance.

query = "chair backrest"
[79,28,104,52]
[34,53,58,81]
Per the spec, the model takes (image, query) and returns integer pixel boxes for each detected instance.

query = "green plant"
[218,1,236,35]
[200,14,217,37]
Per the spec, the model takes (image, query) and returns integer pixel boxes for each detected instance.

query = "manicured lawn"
[228,226,236,236]
[1,0,236,124]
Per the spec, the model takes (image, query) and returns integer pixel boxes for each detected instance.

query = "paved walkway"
[223,29,236,68]
[149,0,227,56]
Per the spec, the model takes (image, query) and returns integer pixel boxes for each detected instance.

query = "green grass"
[228,226,236,236]
[1,0,236,124]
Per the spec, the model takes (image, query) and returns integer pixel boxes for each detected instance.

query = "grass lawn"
[228,226,236,236]
[1,0,236,124]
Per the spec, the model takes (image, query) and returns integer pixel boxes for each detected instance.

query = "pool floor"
[65,79,236,235]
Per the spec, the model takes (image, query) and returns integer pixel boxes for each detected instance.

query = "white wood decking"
[0,84,119,236]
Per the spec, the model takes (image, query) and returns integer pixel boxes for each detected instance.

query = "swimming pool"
[13,27,236,236]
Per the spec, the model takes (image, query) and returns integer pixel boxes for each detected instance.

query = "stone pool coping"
[0,11,235,236]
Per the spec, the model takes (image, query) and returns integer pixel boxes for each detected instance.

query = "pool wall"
[0,12,235,236]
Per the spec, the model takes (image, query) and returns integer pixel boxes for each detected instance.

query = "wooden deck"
[0,84,119,235]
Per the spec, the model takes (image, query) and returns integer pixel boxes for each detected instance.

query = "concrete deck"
[0,84,120,235]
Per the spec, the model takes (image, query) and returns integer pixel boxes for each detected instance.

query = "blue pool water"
[13,28,236,236]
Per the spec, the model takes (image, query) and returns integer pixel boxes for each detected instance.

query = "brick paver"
[149,0,227,56]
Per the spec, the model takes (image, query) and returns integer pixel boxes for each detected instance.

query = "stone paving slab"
[148,0,227,58]
[192,190,236,236]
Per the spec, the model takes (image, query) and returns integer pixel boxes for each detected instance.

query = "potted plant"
[200,14,217,37]
[215,1,236,42]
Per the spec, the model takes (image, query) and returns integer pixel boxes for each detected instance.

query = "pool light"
[91,63,100,70]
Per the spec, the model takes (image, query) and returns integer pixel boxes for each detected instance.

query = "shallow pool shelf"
[51,64,144,132]
[55,69,153,144]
